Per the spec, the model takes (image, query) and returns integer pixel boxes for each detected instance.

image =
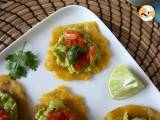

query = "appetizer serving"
[45,22,111,80]
[104,105,160,120]
[34,86,88,120]
[0,75,29,120]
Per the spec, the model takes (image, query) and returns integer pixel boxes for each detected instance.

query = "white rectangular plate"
[0,5,160,120]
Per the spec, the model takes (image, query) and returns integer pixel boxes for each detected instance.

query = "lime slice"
[108,64,145,100]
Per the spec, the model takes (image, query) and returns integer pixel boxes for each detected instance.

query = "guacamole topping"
[123,112,150,120]
[132,118,148,120]
[35,99,73,120]
[53,29,101,74]
[0,91,18,120]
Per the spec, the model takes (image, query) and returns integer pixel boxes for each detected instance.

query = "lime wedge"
[108,64,145,100]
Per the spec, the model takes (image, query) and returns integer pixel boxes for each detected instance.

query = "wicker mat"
[0,0,160,89]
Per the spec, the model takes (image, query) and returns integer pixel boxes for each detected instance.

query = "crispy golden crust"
[104,105,160,120]
[0,75,29,120]
[45,22,111,80]
[34,86,88,120]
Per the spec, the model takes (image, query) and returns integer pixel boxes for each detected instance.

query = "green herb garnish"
[67,45,86,64]
[5,42,39,80]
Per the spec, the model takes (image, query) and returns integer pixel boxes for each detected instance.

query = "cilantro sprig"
[5,42,39,80]
[67,45,86,64]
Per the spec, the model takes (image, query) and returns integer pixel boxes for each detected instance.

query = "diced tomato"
[64,31,78,40]
[74,64,82,70]
[47,108,74,120]
[65,31,79,36]
[77,36,86,46]
[88,46,97,63]
[65,39,77,48]
[74,53,89,70]
[47,111,65,120]
[64,33,77,40]
[64,30,86,48]
[0,107,10,120]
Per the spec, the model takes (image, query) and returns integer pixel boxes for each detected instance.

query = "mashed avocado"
[123,112,150,120]
[54,36,66,67]
[0,91,18,120]
[53,31,101,74]
[132,118,148,120]
[35,99,65,120]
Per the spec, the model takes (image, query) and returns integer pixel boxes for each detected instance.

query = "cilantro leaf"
[5,42,39,80]
[24,51,39,70]
[5,54,18,62]
[67,45,86,64]
[9,66,27,80]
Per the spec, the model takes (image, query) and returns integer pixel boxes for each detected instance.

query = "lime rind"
[108,64,145,100]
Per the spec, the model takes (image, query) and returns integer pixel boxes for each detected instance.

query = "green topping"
[35,107,47,120]
[66,26,84,34]
[67,65,76,74]
[84,34,96,46]
[123,112,150,120]
[5,42,39,80]
[58,35,65,44]
[83,66,92,72]
[53,30,101,74]
[123,112,129,120]
[48,99,65,111]
[0,91,18,120]
[54,44,66,66]
[53,36,67,67]
[35,99,65,120]
[132,118,148,120]
[67,45,86,64]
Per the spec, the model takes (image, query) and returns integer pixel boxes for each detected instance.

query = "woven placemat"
[0,0,160,89]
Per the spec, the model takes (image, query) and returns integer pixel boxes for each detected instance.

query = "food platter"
[0,5,160,120]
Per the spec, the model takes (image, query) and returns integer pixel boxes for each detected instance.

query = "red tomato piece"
[74,53,89,70]
[77,36,86,46]
[88,46,97,63]
[74,63,82,70]
[47,108,74,120]
[47,112,65,120]
[65,31,79,36]
[65,31,78,48]
[66,39,77,48]
[64,31,78,40]
[64,30,86,48]
[0,107,10,120]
